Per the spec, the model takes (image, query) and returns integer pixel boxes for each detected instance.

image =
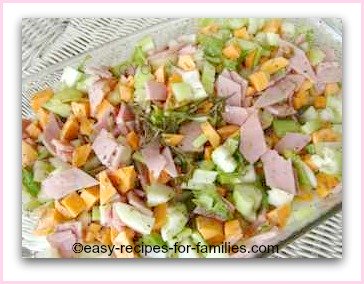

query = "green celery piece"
[43,98,71,117]
[252,46,263,68]
[139,233,166,247]
[92,207,100,221]
[192,134,208,149]
[23,199,43,211]
[237,39,257,51]
[171,82,193,102]
[22,168,40,198]
[53,88,83,103]
[137,36,155,53]
[305,144,316,155]
[273,119,301,137]
[308,46,325,66]
[199,35,224,57]
[301,120,321,134]
[201,62,216,94]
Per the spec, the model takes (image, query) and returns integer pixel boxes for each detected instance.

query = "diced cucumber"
[308,47,325,66]
[171,82,194,103]
[301,120,321,134]
[92,207,100,222]
[145,183,175,207]
[192,134,208,149]
[201,62,216,95]
[191,169,218,184]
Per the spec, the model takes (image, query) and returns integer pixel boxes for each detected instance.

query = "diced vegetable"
[54,88,84,103]
[22,168,41,197]
[138,233,168,258]
[233,184,262,221]
[190,169,218,185]
[161,203,188,241]
[292,156,317,190]
[272,119,301,137]
[267,187,294,207]
[33,160,53,182]
[171,82,194,103]
[201,62,216,94]
[43,99,71,117]
[211,145,237,173]
[22,141,38,167]
[145,183,175,207]
[61,67,83,88]
[308,47,325,66]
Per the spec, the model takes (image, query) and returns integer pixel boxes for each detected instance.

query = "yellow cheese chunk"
[31,88,53,112]
[78,116,94,136]
[162,133,184,147]
[110,166,137,194]
[223,44,241,60]
[60,115,79,141]
[126,131,140,151]
[234,27,249,40]
[155,65,165,83]
[224,219,243,242]
[260,57,289,74]
[33,208,63,236]
[98,171,117,205]
[61,192,86,218]
[25,121,42,140]
[200,121,221,149]
[80,186,100,211]
[72,144,92,167]
[37,108,50,130]
[22,141,38,167]
[249,71,269,92]
[153,203,167,231]
[71,101,90,118]
[119,84,133,103]
[113,230,137,258]
[196,216,224,245]
[177,55,196,71]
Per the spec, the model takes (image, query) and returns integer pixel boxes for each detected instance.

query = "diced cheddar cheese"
[153,203,167,231]
[299,80,314,92]
[54,200,73,219]
[245,50,256,70]
[162,133,184,147]
[217,125,240,140]
[119,84,133,103]
[157,170,171,185]
[37,108,50,130]
[96,99,113,121]
[30,88,53,112]
[72,144,92,167]
[234,27,249,39]
[223,44,241,60]
[89,222,102,234]
[325,83,340,96]
[110,227,119,243]
[200,23,219,35]
[295,191,314,202]
[204,146,213,161]
[293,90,309,110]
[96,227,112,245]
[71,101,90,118]
[196,216,224,245]
[60,115,79,141]
[197,101,214,114]
[155,65,165,83]
[266,203,291,228]
[260,57,289,74]
[312,128,340,144]
[110,166,137,194]
[224,219,243,242]
[200,121,221,149]
[33,208,63,236]
[61,192,86,218]
[98,171,117,205]
[245,86,255,97]
[314,96,327,109]
[316,172,339,198]
[78,116,94,136]
[80,186,100,211]
[249,71,269,92]
[263,19,282,33]
[126,131,140,151]
[25,121,42,140]
[22,140,38,167]
[84,231,95,243]
[177,55,196,71]
[113,230,137,258]
[168,73,183,84]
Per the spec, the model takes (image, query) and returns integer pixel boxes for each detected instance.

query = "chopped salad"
[22,18,342,258]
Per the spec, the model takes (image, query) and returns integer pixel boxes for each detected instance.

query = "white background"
[3,3,362,282]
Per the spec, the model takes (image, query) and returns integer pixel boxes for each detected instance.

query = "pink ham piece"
[316,62,342,84]
[216,74,242,107]
[275,133,311,154]
[161,147,178,178]
[47,230,77,258]
[127,191,153,217]
[289,47,317,82]
[178,121,203,152]
[93,104,115,133]
[56,221,82,239]
[85,65,112,79]
[254,74,305,108]
[140,141,166,179]
[51,139,74,162]
[41,113,61,156]
[222,106,249,126]
[229,71,248,106]
[41,168,98,199]
[88,79,109,117]
[148,49,178,69]
[145,80,167,101]
[323,48,336,62]
[261,150,296,195]
[239,111,267,164]
[265,104,297,117]
[116,103,135,125]
[178,44,197,55]
[92,129,130,170]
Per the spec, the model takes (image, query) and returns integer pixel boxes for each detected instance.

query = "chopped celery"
[134,67,154,90]
[218,171,242,185]
[198,160,215,171]
[171,82,194,103]
[138,233,168,258]
[192,134,208,149]
[308,46,325,66]
[53,88,84,103]
[311,147,342,176]
[192,188,232,220]
[237,39,257,51]
[211,145,237,173]
[305,144,316,155]
[190,169,218,184]
[22,168,40,198]
[198,35,224,57]
[267,187,294,207]
[76,76,96,93]
[223,58,238,71]
[259,109,274,129]
[241,165,257,183]
[301,106,319,122]
[43,99,71,117]
[107,87,122,106]
[131,46,147,66]
[281,22,295,39]
[137,36,155,53]
[33,160,53,182]
[292,156,317,189]
[114,202,155,235]
[223,135,240,154]
[23,199,43,211]
[91,207,100,221]
[301,120,321,134]
[253,46,263,68]
[226,18,248,29]
[247,18,265,35]
[145,183,175,207]
[272,119,301,137]
[61,66,83,88]
[233,184,262,222]
[37,146,50,160]
[161,203,188,241]
[181,70,208,100]
[255,32,280,46]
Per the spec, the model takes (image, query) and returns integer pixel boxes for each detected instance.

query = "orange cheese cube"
[314,96,327,109]
[54,200,73,219]
[96,227,112,245]
[325,83,340,96]
[245,50,256,70]
[126,131,140,151]
[22,141,38,167]
[178,55,196,71]
[80,186,100,211]
[234,27,249,39]
[312,128,340,144]
[260,57,289,74]
[33,208,63,236]
[217,125,240,140]
[110,166,137,194]
[196,216,224,245]
[224,219,243,242]
[61,192,86,218]
[223,44,241,60]
[31,88,53,112]
[60,115,79,141]
[98,171,117,205]
[155,65,165,83]
[37,108,50,130]
[72,144,92,167]
[316,173,339,198]
[162,133,184,147]
[26,121,42,140]
[263,19,282,33]
[249,71,269,92]
[266,203,292,228]
[78,116,94,136]
[119,84,133,103]
[71,101,90,118]
[113,230,137,258]
[200,121,221,149]
[96,99,113,121]
[153,203,167,231]
[204,146,213,161]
